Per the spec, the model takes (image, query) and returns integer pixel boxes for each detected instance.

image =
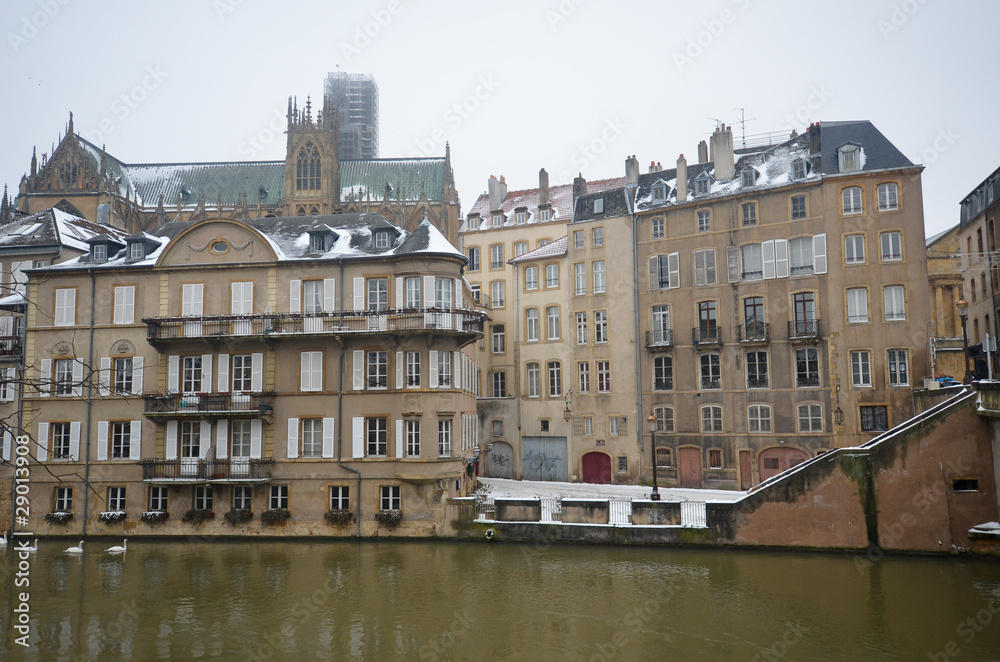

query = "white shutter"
[762,240,776,279]
[396,351,403,389]
[39,359,51,397]
[289,279,301,314]
[71,360,83,397]
[97,421,109,460]
[216,419,228,460]
[168,355,179,393]
[182,283,204,315]
[287,418,299,459]
[352,417,364,458]
[454,351,462,390]
[429,350,439,388]
[165,421,178,460]
[199,421,211,458]
[114,286,135,324]
[99,357,111,396]
[648,256,660,291]
[395,419,404,459]
[727,246,740,283]
[201,354,213,393]
[694,250,706,287]
[772,239,787,278]
[217,353,230,392]
[323,278,336,312]
[667,252,680,289]
[353,277,364,310]
[813,233,827,274]
[1,431,11,461]
[251,353,263,391]
[129,420,141,460]
[37,422,48,461]
[250,420,262,458]
[322,417,335,458]
[132,356,143,395]
[424,275,435,307]
[353,350,364,390]
[69,421,81,461]
[455,278,463,309]
[396,277,404,309]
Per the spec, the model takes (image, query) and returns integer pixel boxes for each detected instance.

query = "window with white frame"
[596,361,611,393]
[330,486,350,510]
[527,362,540,398]
[791,159,807,180]
[880,231,902,261]
[149,486,167,512]
[651,305,670,341]
[367,278,388,311]
[232,355,252,392]
[574,230,584,248]
[697,210,711,233]
[492,325,505,354]
[438,351,452,387]
[584,417,593,435]
[748,405,772,433]
[883,286,906,321]
[113,357,133,395]
[700,353,721,389]
[435,278,453,309]
[301,351,323,391]
[652,184,666,202]
[516,211,526,225]
[791,195,807,220]
[845,235,866,264]
[470,284,481,304]
[847,288,869,323]
[741,168,757,188]
[574,263,586,295]
[653,355,672,391]
[652,218,664,239]
[367,350,388,388]
[888,349,909,386]
[180,420,201,458]
[593,260,606,293]
[526,308,539,342]
[548,361,562,397]
[231,421,251,459]
[546,307,560,340]
[694,249,717,286]
[111,421,132,458]
[525,266,538,291]
[492,371,506,397]
[842,187,863,214]
[380,485,401,511]
[55,486,73,512]
[194,485,213,511]
[468,216,480,231]
[540,209,550,222]
[51,422,72,458]
[301,418,323,457]
[367,417,388,456]
[270,485,289,510]
[797,404,823,432]
[789,238,814,275]
[514,241,528,257]
[490,244,504,269]
[695,175,711,195]
[545,264,559,288]
[406,420,421,456]
[746,351,768,389]
[438,419,452,456]
[54,288,76,326]
[232,485,252,510]
[594,310,607,343]
[467,247,480,271]
[839,146,861,172]
[54,358,74,396]
[406,277,421,308]
[406,351,420,387]
[575,312,587,345]
[490,281,505,308]
[609,416,619,436]
[742,202,757,226]
[592,227,604,246]
[594,198,604,214]
[740,244,763,280]
[577,362,590,394]
[492,214,503,228]
[653,406,673,433]
[877,183,899,211]
[113,286,135,324]
[851,350,872,387]
[701,405,722,433]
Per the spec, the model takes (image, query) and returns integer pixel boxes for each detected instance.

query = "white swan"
[65,540,84,554]
[23,539,38,552]
[0,531,7,547]
[106,539,127,553]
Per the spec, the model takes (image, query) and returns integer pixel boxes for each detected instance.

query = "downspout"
[511,264,522,457]
[81,268,96,537]
[626,186,643,470]
[334,258,362,537]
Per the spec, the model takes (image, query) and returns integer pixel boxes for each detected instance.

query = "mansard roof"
[508,236,568,264]
[0,207,128,253]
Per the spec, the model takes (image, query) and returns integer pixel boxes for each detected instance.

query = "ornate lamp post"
[958,297,973,384]
[646,414,661,501]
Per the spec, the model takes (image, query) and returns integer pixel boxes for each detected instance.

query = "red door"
[678,447,702,489]
[739,449,753,490]
[582,452,612,484]
[758,447,810,482]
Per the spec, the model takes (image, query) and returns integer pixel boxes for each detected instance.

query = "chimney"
[807,122,821,155]
[649,160,657,173]
[710,124,735,181]
[538,168,549,206]
[675,154,688,204]
[573,173,587,199]
[488,175,507,211]
[625,155,640,185]
[697,140,708,164]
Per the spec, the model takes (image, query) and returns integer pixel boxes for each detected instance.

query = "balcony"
[143,392,276,420]
[0,336,22,361]
[645,329,674,349]
[142,308,488,346]
[737,323,769,345]
[788,320,821,343]
[141,458,275,483]
[692,327,721,347]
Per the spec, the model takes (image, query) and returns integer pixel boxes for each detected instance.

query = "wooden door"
[582,452,612,484]
[678,447,702,489]
[739,449,753,490]
[758,447,810,482]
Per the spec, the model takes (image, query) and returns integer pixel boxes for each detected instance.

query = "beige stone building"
[925,225,966,381]
[3,212,486,537]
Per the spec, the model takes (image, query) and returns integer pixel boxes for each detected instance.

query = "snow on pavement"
[476,477,745,503]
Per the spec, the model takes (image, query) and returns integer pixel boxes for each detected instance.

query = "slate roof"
[0,207,128,254]
[339,159,448,202]
[508,236,568,264]
[573,188,633,223]
[818,120,914,174]
[462,177,625,233]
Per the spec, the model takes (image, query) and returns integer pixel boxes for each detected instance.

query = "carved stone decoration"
[54,342,72,356]
[403,395,421,415]
[186,235,253,260]
[112,340,135,356]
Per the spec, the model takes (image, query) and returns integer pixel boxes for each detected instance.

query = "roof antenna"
[706,117,723,131]
[735,108,756,149]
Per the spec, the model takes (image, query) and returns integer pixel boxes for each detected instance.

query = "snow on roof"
[509,236,568,264]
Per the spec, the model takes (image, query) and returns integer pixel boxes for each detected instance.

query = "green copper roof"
[339,158,446,203]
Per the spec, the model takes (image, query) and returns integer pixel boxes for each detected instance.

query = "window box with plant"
[375,510,403,530]
[141,511,169,525]
[99,511,127,524]
[260,508,291,526]
[45,511,73,525]
[224,509,254,525]
[182,508,215,523]
[324,509,354,526]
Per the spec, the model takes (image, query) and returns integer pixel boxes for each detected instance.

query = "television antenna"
[735,108,756,148]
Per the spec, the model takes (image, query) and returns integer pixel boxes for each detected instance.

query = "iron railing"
[692,327,721,345]
[141,458,275,481]
[737,323,769,343]
[0,336,22,360]
[645,329,673,348]
[788,319,821,339]
[143,392,276,415]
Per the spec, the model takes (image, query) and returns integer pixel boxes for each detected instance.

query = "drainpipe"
[334,258,361,537]
[511,264,522,467]
[80,268,96,537]
[625,185,644,470]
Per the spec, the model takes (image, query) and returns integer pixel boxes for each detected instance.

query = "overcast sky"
[1,0,996,238]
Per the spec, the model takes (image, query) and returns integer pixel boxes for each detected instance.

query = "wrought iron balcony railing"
[737,322,769,343]
[141,458,275,482]
[0,336,23,360]
[143,392,276,417]
[788,319,821,341]
[645,329,673,348]
[692,327,721,346]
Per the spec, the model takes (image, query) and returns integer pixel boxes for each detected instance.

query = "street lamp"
[958,297,973,384]
[834,385,844,426]
[646,414,661,501]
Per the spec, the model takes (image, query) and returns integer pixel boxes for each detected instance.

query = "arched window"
[296,142,321,191]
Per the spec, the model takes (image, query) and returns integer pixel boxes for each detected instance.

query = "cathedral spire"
[30,146,37,178]
[67,111,74,137]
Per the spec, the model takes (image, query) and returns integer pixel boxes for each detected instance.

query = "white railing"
[609,500,631,525]
[540,499,562,522]
[681,502,707,528]
[475,498,495,521]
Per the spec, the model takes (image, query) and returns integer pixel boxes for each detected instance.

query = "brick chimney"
[573,173,587,199]
[625,155,640,185]
[488,175,507,211]
[675,154,688,203]
[710,125,735,181]
[538,168,549,206]
[697,140,709,164]
[807,122,822,155]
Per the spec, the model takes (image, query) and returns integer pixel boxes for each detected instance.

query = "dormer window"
[839,145,862,173]
[516,211,526,225]
[740,168,757,189]
[492,213,504,227]
[92,244,107,263]
[128,242,144,261]
[468,215,480,231]
[652,184,667,202]
[373,230,392,249]
[310,233,330,253]
[694,173,712,196]
[593,198,604,214]
[539,209,550,222]
[791,159,807,180]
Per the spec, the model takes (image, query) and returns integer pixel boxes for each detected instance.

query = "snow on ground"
[476,477,745,503]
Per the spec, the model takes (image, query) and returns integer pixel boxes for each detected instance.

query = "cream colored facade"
[926,225,966,380]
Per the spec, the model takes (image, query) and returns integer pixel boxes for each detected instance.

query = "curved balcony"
[141,458,275,483]
[143,391,276,421]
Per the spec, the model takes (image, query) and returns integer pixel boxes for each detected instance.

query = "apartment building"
[4,212,486,536]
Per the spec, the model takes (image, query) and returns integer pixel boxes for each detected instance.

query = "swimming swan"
[65,540,84,554]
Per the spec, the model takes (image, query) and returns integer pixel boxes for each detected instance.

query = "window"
[295,142,321,190]
[367,278,388,311]
[232,355,252,392]
[54,288,76,326]
[374,231,393,250]
[792,292,817,335]
[839,146,861,173]
[437,419,452,456]
[592,227,604,246]
[404,277,420,308]
[845,235,866,264]
[514,241,528,257]
[230,485,253,510]
[847,288,869,323]
[548,361,562,397]
[593,261,606,293]
[53,358,74,396]
[113,286,135,324]
[748,405,772,433]
[546,307,560,340]
[694,249,717,286]
[791,195,807,220]
[575,312,587,345]
[55,486,73,512]
[51,422,72,459]
[697,301,718,342]
[652,184,667,202]
[437,351,452,387]
[651,305,670,341]
[574,263,586,295]
[653,406,673,433]
[652,218,664,239]
[851,351,872,387]
[149,486,168,512]
[789,238,813,275]
[539,209,550,222]
[470,284,481,304]
[860,406,889,432]
[653,356,673,391]
[746,351,768,389]
[609,417,619,436]
[791,159,807,180]
[492,371,506,398]
[695,175,711,195]
[656,447,672,468]
[708,449,723,469]
[113,358,133,395]
[796,348,820,387]
[743,296,765,334]
[593,198,604,214]
[180,421,201,458]
[742,202,757,226]
[492,325,505,354]
[490,244,504,269]
[538,239,551,248]
[128,242,144,261]
[406,352,420,387]
[877,183,899,211]
[842,187,863,214]
[883,286,906,321]
[366,417,388,456]
[467,247,480,271]
[577,362,589,394]
[302,280,324,314]
[92,244,107,263]
[516,211,526,225]
[381,485,401,511]
[574,230,584,248]
[584,417,593,435]
[594,311,607,343]
[888,349,909,386]
[301,351,323,391]
[406,421,421,456]
[527,362,540,397]
[194,486,213,511]
[797,404,823,432]
[741,168,757,188]
[526,308,539,342]
[231,421,251,459]
[492,214,503,228]
[617,456,628,474]
[740,244,763,280]
[697,210,711,233]
[880,232,902,261]
[545,264,559,288]
[700,353,720,389]
[525,266,538,291]
[111,421,131,458]
[468,216,480,231]
[701,406,722,433]
[490,281,505,308]
[596,361,611,393]
[492,420,503,437]
[311,233,330,253]
[301,419,323,457]
[270,485,289,510]
[367,350,388,388]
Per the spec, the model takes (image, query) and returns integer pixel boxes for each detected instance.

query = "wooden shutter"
[353,350,364,390]
[648,256,660,291]
[352,417,364,458]
[667,252,680,289]
[132,356,143,395]
[250,420,262,458]
[216,419,228,460]
[287,418,299,459]
[168,355,179,392]
[289,279,301,313]
[69,422,81,461]
[129,420,141,460]
[396,277,404,309]
[396,351,403,389]
[99,357,111,396]
[705,249,717,284]
[217,354,230,392]
[251,353,263,391]
[455,278,463,309]
[199,421,211,458]
[727,246,740,283]
[201,355,213,393]
[37,422,48,461]
[775,239,789,278]
[424,275,435,307]
[39,359,50,397]
[454,351,462,390]
[97,421,109,460]
[323,278,336,312]
[353,277,364,310]
[71,360,83,397]
[1,367,14,402]
[694,250,706,287]
[813,234,827,274]
[182,283,204,316]
[1,431,11,461]
[395,419,404,459]
[165,421,178,460]
[762,241,776,280]
[322,417,335,458]
[429,350,439,388]
[302,353,311,391]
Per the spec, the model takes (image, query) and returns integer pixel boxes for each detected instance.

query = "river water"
[1,539,999,661]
